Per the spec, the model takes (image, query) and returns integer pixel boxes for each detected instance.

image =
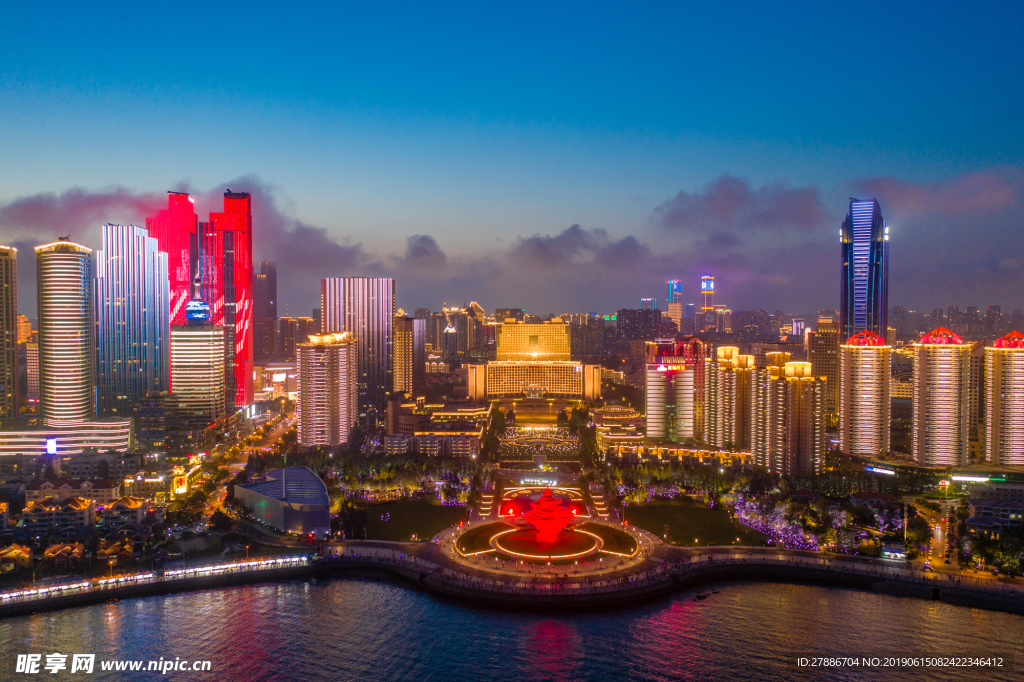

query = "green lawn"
[365,496,469,542]
[456,522,508,554]
[623,498,767,547]
[578,522,638,555]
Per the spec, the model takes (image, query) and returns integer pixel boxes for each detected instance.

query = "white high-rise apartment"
[986,331,1024,466]
[839,331,891,457]
[297,333,358,448]
[913,328,970,466]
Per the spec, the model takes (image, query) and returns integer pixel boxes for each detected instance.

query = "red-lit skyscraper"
[146,193,198,327]
[200,190,253,408]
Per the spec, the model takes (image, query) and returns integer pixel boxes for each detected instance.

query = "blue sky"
[2,2,1023,317]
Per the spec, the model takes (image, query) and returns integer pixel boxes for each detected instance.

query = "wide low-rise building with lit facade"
[913,328,970,467]
[234,467,330,536]
[986,331,1024,467]
[0,419,133,459]
[495,319,570,361]
[466,361,601,401]
[840,331,891,458]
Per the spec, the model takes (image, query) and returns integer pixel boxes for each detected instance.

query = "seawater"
[0,577,1020,681]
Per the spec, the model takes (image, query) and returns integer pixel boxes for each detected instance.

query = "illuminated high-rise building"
[441,324,459,369]
[912,328,970,466]
[35,241,94,426]
[94,225,170,417]
[839,330,890,457]
[146,192,198,327]
[199,190,254,408]
[752,356,825,475]
[296,333,358,448]
[704,347,754,451]
[254,261,277,361]
[393,316,426,398]
[641,298,657,311]
[645,340,707,441]
[0,246,16,418]
[25,342,38,401]
[840,198,888,341]
[667,279,682,303]
[170,324,225,428]
[320,277,395,427]
[986,331,1024,467]
[807,320,840,416]
[700,275,714,331]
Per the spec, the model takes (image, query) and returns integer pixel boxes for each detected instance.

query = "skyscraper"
[94,225,170,417]
[320,277,395,427]
[170,324,226,429]
[0,246,16,418]
[641,298,657,311]
[667,279,682,303]
[200,190,254,408]
[296,333,358,448]
[700,276,714,332]
[393,316,426,398]
[985,331,1024,467]
[839,330,891,457]
[840,198,889,341]
[644,340,706,441]
[254,261,277,360]
[704,347,754,451]
[807,320,840,417]
[35,241,94,426]
[752,356,825,475]
[912,328,970,466]
[146,192,198,327]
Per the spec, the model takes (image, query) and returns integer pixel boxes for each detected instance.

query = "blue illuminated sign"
[185,299,211,321]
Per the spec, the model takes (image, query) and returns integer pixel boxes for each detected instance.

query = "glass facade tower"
[0,246,16,418]
[94,224,170,417]
[840,198,889,341]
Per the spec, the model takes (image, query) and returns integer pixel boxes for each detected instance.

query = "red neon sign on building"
[146,193,198,327]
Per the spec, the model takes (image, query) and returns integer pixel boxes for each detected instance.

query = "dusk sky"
[2,2,1023,319]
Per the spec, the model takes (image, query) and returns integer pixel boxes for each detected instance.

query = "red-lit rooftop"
[992,330,1024,349]
[844,330,887,346]
[920,327,965,345]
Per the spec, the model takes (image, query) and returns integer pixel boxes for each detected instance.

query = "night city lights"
[1,3,1023,681]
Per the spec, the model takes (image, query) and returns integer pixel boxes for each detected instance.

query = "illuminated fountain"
[523,487,575,543]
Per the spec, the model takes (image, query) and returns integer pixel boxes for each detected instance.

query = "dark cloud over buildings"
[2,169,1023,321]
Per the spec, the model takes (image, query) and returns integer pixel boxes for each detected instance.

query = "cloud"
[856,167,1023,217]
[508,224,604,266]
[653,174,828,236]
[0,186,166,244]
[395,234,447,271]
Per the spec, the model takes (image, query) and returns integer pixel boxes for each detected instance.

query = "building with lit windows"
[840,199,889,341]
[700,275,714,332]
[986,331,1024,467]
[200,190,254,408]
[704,347,754,451]
[496,320,570,361]
[913,328,970,467]
[467,361,600,400]
[752,357,825,475]
[320,277,395,427]
[645,339,707,442]
[808,320,840,417]
[170,324,225,429]
[393,316,425,398]
[254,261,277,361]
[94,224,170,417]
[146,192,198,327]
[0,246,16,418]
[667,279,682,303]
[296,333,358,449]
[840,331,891,457]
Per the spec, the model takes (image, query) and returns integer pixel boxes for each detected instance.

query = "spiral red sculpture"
[523,487,575,543]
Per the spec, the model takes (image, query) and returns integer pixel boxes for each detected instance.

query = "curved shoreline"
[2,547,1023,619]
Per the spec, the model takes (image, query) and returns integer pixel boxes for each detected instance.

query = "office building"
[170,324,226,428]
[494,308,525,323]
[25,342,38,401]
[700,275,714,332]
[496,320,570,361]
[94,224,170,417]
[986,331,1024,466]
[666,302,683,337]
[667,279,682,303]
[567,313,604,359]
[912,328,970,466]
[840,198,889,341]
[807,320,840,416]
[467,361,601,401]
[320,277,395,427]
[616,308,662,340]
[0,246,15,418]
[146,192,198,327]
[199,190,254,408]
[36,240,94,425]
[641,298,657,311]
[296,333,358,448]
[752,356,826,475]
[644,340,708,441]
[16,314,31,344]
[254,261,277,360]
[704,347,754,451]
[393,316,426,398]
[839,331,891,457]
[279,316,316,360]
[441,324,459,369]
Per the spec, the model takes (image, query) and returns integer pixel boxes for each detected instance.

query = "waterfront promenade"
[3,539,1023,618]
